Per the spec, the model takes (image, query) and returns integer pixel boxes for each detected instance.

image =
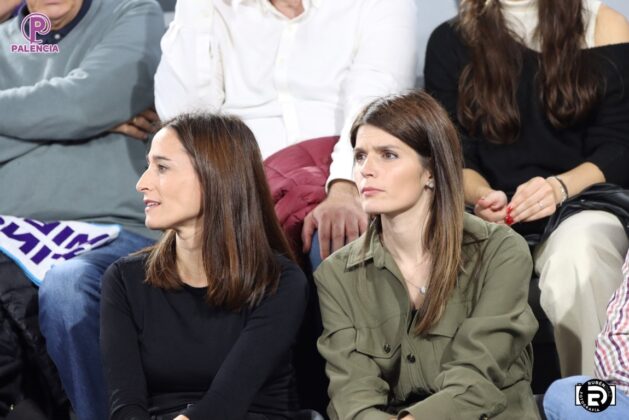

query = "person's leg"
[534,211,629,376]
[308,232,323,271]
[544,376,629,419]
[38,229,154,420]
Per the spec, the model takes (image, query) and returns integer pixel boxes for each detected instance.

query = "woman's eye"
[354,152,366,163]
[157,165,167,173]
[383,151,397,160]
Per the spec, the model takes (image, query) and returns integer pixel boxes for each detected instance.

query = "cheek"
[352,165,363,183]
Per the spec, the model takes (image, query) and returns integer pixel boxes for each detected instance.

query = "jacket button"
[383,344,391,353]
[479,415,488,420]
[406,354,416,363]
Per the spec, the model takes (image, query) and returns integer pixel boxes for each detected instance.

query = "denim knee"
[39,259,102,325]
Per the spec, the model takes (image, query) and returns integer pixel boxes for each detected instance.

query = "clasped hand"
[475,176,561,225]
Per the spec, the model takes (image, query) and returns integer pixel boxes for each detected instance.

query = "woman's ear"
[424,172,435,190]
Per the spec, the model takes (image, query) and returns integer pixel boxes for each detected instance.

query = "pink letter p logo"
[21,13,52,44]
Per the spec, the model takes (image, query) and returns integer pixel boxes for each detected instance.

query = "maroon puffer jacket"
[264,136,339,257]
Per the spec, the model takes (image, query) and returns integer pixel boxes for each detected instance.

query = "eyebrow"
[354,145,401,152]
[146,154,172,162]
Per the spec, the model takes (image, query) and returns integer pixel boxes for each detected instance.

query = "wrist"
[328,180,358,198]
[547,176,568,206]
[474,185,494,203]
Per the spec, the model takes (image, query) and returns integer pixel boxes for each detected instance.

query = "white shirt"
[501,0,601,50]
[154,0,418,185]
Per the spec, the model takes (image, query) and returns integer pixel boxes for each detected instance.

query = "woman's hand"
[173,415,190,420]
[474,190,508,223]
[508,176,557,224]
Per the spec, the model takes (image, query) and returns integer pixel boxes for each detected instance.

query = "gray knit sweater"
[0,0,164,239]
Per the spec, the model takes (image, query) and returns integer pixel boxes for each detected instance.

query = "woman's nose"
[136,169,150,192]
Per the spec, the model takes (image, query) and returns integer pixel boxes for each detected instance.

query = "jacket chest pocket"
[355,316,403,383]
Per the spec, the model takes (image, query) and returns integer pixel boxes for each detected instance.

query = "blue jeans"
[39,229,154,420]
[544,376,629,419]
[308,232,323,271]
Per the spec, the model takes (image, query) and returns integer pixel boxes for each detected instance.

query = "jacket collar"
[345,213,490,271]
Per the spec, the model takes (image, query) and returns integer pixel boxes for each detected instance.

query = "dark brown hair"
[143,113,294,311]
[350,91,468,334]
[457,0,599,144]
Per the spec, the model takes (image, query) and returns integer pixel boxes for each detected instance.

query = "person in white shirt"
[155,0,418,262]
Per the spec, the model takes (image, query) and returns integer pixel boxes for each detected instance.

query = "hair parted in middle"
[457,0,600,144]
[142,113,295,311]
[350,90,469,335]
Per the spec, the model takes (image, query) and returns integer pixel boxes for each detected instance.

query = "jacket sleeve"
[100,262,151,420]
[0,0,164,141]
[315,262,393,420]
[424,22,482,173]
[183,260,308,420]
[399,229,538,419]
[327,0,418,186]
[154,0,224,121]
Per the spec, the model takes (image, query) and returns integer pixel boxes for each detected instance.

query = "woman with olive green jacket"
[315,91,539,420]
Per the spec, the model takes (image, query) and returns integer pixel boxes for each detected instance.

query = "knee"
[544,376,591,412]
[39,259,102,318]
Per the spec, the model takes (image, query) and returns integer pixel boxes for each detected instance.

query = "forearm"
[0,0,162,141]
[463,168,493,205]
[553,162,605,199]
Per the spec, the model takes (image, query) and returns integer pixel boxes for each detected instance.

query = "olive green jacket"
[315,214,540,420]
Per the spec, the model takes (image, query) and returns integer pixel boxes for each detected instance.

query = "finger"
[131,116,154,134]
[510,177,547,211]
[357,213,369,236]
[317,217,332,259]
[301,213,316,253]
[119,123,147,140]
[345,217,360,243]
[141,109,160,123]
[512,191,549,223]
[329,218,345,256]
[511,182,552,221]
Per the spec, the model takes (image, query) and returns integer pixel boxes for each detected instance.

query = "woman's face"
[136,128,202,232]
[353,125,433,217]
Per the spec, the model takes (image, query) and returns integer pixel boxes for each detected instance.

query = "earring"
[426,180,435,190]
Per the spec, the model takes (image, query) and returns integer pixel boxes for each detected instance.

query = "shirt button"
[479,415,489,420]
[406,354,416,363]
[383,344,391,353]
[54,34,61,40]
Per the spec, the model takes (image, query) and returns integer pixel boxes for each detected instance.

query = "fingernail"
[507,206,512,213]
[505,215,514,225]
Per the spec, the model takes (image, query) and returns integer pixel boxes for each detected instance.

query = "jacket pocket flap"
[355,318,402,358]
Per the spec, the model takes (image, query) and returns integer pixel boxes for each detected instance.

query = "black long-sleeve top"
[425,20,629,203]
[100,254,309,420]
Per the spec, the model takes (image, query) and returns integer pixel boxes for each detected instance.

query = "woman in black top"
[424,0,629,377]
[100,113,308,420]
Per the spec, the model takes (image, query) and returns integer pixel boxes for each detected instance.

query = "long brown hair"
[457,0,599,144]
[143,113,294,311]
[350,91,467,334]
